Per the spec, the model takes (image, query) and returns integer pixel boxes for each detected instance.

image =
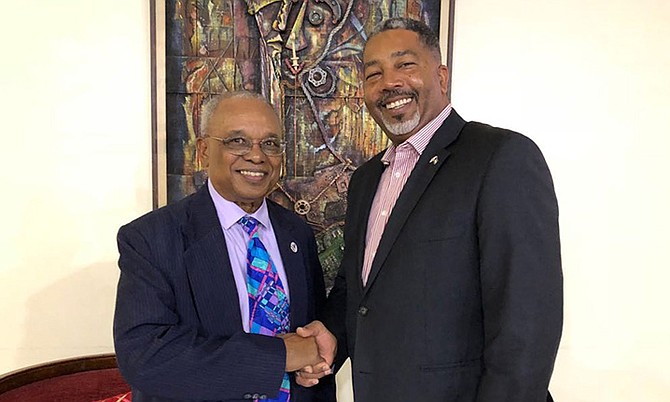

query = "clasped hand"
[280,320,336,387]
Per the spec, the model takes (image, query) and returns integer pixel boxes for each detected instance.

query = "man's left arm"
[476,132,563,402]
[293,223,337,399]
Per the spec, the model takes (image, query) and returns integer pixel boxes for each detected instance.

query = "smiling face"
[197,96,283,213]
[363,29,450,144]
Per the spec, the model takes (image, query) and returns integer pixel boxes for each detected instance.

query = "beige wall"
[0,0,152,372]
[453,0,670,400]
[1,1,669,401]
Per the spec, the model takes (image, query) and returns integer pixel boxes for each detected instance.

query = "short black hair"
[368,17,442,59]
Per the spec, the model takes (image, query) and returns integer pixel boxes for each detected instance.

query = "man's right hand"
[280,333,323,372]
[294,321,337,387]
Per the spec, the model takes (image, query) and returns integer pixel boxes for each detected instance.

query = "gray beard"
[381,110,420,137]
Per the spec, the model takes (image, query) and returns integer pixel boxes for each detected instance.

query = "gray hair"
[198,91,270,137]
[368,17,442,60]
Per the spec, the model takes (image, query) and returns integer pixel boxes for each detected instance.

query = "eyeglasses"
[206,136,286,157]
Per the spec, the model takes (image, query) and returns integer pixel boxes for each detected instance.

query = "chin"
[241,191,269,202]
[379,113,420,137]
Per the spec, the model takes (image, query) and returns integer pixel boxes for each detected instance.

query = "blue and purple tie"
[239,216,290,402]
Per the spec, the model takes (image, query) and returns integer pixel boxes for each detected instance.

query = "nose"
[380,69,404,89]
[244,142,265,163]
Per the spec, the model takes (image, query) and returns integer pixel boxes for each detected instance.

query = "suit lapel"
[352,155,386,293]
[183,185,243,335]
[364,111,468,293]
[268,202,308,330]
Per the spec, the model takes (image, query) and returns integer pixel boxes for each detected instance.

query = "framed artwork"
[151,0,455,290]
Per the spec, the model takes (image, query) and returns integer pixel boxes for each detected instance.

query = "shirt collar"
[207,179,270,230]
[381,104,453,165]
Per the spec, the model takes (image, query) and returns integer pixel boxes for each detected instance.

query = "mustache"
[376,89,417,108]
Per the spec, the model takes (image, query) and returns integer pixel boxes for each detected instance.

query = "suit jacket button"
[358,306,369,316]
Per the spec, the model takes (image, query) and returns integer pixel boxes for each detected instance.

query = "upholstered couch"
[0,353,130,402]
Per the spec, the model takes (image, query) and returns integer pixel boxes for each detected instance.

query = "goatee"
[381,110,420,136]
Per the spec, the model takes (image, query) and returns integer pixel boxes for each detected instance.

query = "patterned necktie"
[238,216,291,402]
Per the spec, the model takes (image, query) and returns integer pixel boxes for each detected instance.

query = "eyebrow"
[363,49,419,69]
[226,129,282,138]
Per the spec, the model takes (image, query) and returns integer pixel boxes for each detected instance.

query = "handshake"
[280,320,336,387]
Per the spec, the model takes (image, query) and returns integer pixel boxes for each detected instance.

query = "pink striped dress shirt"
[362,104,453,285]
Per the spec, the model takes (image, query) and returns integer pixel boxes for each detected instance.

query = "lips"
[384,97,412,110]
[377,90,417,111]
[239,170,266,178]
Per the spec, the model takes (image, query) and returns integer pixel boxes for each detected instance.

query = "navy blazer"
[324,110,563,402]
[113,185,335,402]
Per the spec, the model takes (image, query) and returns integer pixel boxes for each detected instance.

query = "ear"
[196,137,210,168]
[438,64,450,96]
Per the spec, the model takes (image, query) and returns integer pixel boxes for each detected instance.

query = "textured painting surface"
[166,0,442,290]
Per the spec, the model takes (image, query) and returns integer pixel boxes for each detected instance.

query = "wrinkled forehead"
[209,99,283,137]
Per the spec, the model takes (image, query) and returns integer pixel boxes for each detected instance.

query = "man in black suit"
[300,17,562,401]
[113,91,335,402]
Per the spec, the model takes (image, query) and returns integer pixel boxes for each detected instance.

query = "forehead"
[208,97,282,136]
[363,29,426,62]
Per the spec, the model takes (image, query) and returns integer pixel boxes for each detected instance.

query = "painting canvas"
[159,0,453,289]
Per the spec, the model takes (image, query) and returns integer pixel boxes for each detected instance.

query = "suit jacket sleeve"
[320,260,349,372]
[113,221,286,401]
[475,133,563,401]
[300,221,338,402]
[320,166,369,372]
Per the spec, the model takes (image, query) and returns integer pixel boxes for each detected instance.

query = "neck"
[236,201,262,213]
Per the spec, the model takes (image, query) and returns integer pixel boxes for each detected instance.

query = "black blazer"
[324,110,562,402]
[113,185,334,402]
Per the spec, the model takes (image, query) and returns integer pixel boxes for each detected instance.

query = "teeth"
[240,170,265,177]
[385,98,412,110]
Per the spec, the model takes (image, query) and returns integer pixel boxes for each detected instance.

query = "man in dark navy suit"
[113,91,335,402]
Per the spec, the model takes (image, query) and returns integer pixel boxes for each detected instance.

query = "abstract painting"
[160,0,452,289]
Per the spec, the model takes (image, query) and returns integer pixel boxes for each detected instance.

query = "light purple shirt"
[207,180,290,332]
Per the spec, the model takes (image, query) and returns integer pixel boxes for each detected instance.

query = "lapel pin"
[429,155,439,165]
[290,242,298,253]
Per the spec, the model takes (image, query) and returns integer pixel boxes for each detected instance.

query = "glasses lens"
[217,136,285,156]
[260,138,285,156]
[223,137,251,155]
